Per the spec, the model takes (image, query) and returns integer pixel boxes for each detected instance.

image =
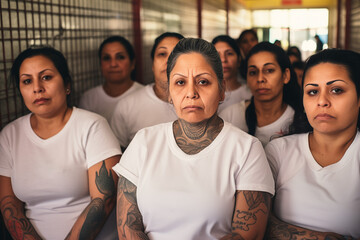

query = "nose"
[257,71,265,83]
[220,52,226,63]
[186,81,199,99]
[33,80,44,94]
[317,92,330,107]
[110,57,118,67]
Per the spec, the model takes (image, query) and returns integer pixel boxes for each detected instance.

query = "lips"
[315,113,335,120]
[34,98,50,105]
[256,88,270,94]
[183,105,202,111]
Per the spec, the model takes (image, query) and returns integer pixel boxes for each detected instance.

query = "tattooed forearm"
[0,195,42,240]
[266,214,351,240]
[117,176,149,240]
[78,198,106,240]
[222,191,270,240]
[174,114,224,155]
[66,160,117,240]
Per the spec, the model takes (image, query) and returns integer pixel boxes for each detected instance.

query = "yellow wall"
[240,0,337,9]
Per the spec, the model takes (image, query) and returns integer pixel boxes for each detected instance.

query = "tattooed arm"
[266,213,354,240]
[220,190,271,240]
[65,155,120,240]
[116,175,149,240]
[0,176,42,240]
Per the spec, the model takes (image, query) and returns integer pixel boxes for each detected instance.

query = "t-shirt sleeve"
[265,140,281,182]
[110,102,130,148]
[235,139,275,196]
[85,116,122,168]
[0,130,12,177]
[112,130,145,186]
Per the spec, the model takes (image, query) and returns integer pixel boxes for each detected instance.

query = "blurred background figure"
[79,36,143,122]
[237,29,259,59]
[292,61,305,87]
[274,39,282,48]
[287,46,302,63]
[315,35,323,52]
[110,32,183,149]
[212,35,252,112]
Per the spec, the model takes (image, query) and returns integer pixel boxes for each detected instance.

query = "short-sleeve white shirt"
[110,83,177,148]
[219,101,294,146]
[265,133,360,238]
[79,81,144,122]
[0,107,122,240]
[218,85,252,113]
[113,121,274,240]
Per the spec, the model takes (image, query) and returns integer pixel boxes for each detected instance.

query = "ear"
[283,68,291,85]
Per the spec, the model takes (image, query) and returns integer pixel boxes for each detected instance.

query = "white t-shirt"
[219,101,294,146]
[0,107,122,240]
[265,133,360,238]
[79,81,144,122]
[218,85,252,112]
[110,83,177,148]
[113,121,274,240]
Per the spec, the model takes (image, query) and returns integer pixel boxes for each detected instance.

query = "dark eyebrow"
[326,79,346,85]
[304,83,318,87]
[20,69,52,77]
[305,79,347,87]
[248,62,276,68]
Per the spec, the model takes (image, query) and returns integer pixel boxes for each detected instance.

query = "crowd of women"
[0,28,359,240]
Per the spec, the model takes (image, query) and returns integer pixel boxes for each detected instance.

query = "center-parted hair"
[292,48,360,133]
[9,45,73,106]
[166,38,223,90]
[245,41,303,136]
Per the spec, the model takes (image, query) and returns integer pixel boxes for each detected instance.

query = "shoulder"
[133,122,171,141]
[0,114,30,139]
[72,107,108,127]
[220,100,246,116]
[265,133,307,162]
[81,85,103,97]
[222,122,260,147]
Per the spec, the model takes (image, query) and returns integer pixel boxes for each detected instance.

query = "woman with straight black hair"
[79,35,143,122]
[220,41,302,146]
[212,35,252,112]
[266,49,360,239]
[0,46,121,240]
[110,32,184,149]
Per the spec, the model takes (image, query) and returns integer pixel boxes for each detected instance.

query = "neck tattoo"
[179,117,213,140]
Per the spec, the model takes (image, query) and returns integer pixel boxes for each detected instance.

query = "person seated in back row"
[219,42,303,146]
[80,35,143,122]
[110,32,184,149]
[212,35,252,112]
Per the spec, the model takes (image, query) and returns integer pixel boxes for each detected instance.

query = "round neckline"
[167,121,228,160]
[256,105,293,131]
[25,107,76,144]
[303,131,359,172]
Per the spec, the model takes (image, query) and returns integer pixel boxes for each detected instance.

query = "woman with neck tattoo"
[113,38,274,239]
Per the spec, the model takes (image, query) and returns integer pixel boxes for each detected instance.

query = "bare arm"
[0,176,42,240]
[266,213,355,240]
[65,155,120,240]
[116,175,149,240]
[221,190,271,240]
